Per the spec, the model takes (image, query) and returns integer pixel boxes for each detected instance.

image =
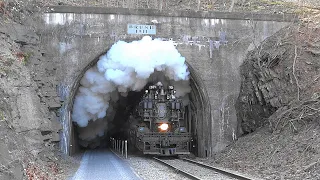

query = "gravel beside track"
[126,154,252,180]
[182,158,256,180]
[126,155,189,180]
[155,158,237,180]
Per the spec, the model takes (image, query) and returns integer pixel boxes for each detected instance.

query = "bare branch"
[229,0,235,12]
[292,45,300,101]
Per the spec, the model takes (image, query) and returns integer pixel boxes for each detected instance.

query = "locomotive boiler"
[129,82,192,156]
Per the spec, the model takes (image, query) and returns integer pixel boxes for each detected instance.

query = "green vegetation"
[16,51,33,65]
[260,0,295,6]
[294,7,315,14]
[0,66,10,76]
[0,111,4,121]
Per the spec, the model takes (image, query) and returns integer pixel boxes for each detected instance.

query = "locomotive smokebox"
[129,82,192,156]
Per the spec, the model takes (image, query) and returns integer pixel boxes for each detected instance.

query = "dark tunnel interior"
[107,89,146,140]
[73,83,152,151]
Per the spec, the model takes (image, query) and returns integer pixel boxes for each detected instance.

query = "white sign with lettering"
[127,24,156,35]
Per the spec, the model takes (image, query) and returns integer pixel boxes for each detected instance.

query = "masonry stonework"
[40,8,292,157]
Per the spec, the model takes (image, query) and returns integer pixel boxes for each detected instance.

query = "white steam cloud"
[72,36,191,147]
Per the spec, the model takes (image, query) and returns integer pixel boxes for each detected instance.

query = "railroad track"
[153,157,257,180]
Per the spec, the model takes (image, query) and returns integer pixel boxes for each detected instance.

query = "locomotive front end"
[132,82,192,156]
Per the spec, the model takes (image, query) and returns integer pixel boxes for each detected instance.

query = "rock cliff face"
[0,2,76,179]
[236,25,320,133]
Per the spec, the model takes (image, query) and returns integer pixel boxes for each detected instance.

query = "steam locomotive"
[129,82,192,156]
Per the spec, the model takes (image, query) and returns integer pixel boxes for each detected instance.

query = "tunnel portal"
[68,51,209,157]
[42,8,293,157]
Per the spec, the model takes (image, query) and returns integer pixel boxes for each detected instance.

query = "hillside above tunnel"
[28,0,320,14]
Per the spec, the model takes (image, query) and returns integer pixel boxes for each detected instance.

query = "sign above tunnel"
[127,24,156,35]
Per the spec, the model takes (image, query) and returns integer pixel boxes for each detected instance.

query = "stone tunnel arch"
[62,47,211,157]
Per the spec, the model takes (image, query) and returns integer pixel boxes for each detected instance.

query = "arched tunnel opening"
[71,72,206,155]
[67,38,209,157]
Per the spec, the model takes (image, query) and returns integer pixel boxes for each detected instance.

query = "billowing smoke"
[72,36,191,148]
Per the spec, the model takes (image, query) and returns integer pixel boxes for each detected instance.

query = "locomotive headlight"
[159,123,169,131]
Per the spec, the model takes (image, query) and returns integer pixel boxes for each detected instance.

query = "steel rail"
[153,157,202,180]
[182,158,256,180]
